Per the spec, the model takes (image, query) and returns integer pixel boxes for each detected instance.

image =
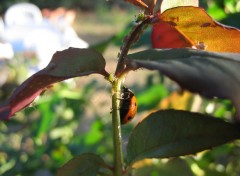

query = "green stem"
[111,15,153,176]
[112,79,124,176]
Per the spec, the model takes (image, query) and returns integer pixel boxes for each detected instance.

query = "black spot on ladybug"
[120,87,138,125]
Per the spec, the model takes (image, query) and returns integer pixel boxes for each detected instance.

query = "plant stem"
[111,15,153,176]
[112,79,124,176]
[114,17,152,77]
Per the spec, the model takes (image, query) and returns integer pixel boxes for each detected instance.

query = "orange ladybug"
[120,87,138,124]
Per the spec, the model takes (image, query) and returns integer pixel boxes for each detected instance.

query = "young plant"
[1,0,240,175]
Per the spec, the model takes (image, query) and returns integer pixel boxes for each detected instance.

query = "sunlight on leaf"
[0,48,108,120]
[152,21,194,48]
[132,158,194,176]
[126,48,240,121]
[127,110,240,165]
[157,6,240,52]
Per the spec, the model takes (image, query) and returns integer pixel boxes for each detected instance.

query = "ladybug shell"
[120,87,137,124]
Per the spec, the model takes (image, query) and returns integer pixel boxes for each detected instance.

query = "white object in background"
[54,16,89,49]
[0,43,14,59]
[3,3,43,53]
[4,2,42,27]
[3,2,89,71]
[0,17,14,59]
[0,17,4,34]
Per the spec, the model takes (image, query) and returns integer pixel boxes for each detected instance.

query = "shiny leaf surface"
[126,48,240,120]
[127,110,240,165]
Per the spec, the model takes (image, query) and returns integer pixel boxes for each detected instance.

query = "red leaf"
[152,21,194,48]
[1,74,64,120]
[152,6,240,52]
[0,48,107,120]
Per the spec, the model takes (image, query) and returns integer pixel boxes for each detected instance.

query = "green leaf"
[36,102,55,138]
[57,153,109,176]
[126,110,240,165]
[207,1,227,20]
[126,48,240,121]
[137,84,169,111]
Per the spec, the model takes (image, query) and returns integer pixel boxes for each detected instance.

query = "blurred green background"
[1,0,240,175]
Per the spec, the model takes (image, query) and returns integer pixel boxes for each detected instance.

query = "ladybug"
[120,87,138,124]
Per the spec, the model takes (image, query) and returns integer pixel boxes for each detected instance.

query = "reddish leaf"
[4,75,65,121]
[152,21,194,48]
[0,48,107,120]
[152,6,240,52]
